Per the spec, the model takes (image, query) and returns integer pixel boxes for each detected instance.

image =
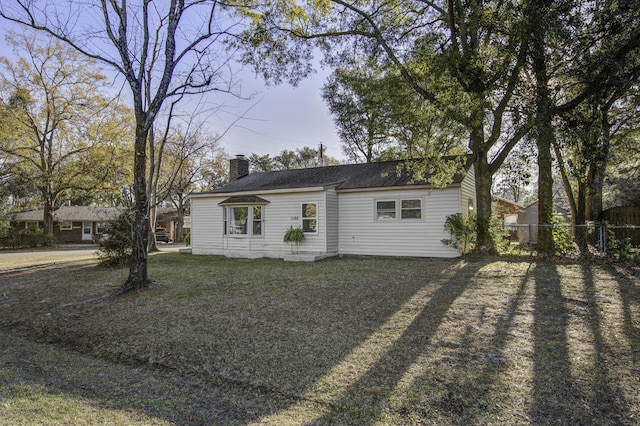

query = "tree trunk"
[148,201,159,252]
[586,109,610,222]
[554,142,588,254]
[176,207,185,243]
[530,1,555,256]
[470,127,497,254]
[43,198,55,236]
[122,123,152,292]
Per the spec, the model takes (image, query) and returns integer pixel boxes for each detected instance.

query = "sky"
[0,21,344,162]
[210,66,344,161]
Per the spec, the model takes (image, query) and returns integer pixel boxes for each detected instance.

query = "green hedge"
[0,228,55,249]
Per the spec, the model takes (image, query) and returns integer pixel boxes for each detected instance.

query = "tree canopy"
[249,146,340,172]
[0,30,133,234]
[239,0,640,253]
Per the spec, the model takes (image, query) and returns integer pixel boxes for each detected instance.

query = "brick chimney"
[229,154,249,181]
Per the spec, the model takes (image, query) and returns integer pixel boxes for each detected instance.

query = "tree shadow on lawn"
[1,255,483,425]
[250,258,487,424]
[606,263,640,357]
[4,254,637,424]
[529,262,633,425]
[252,258,638,425]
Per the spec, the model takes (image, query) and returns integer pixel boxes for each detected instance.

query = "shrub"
[97,208,134,267]
[608,235,638,261]
[551,213,574,256]
[13,227,55,248]
[442,213,476,254]
[184,232,191,246]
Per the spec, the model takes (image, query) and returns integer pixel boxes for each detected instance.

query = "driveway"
[0,243,184,267]
[0,245,97,260]
[0,245,100,272]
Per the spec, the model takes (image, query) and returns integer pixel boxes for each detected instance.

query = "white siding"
[191,190,329,258]
[460,165,476,215]
[325,187,339,255]
[338,188,461,258]
[261,191,328,255]
[191,179,472,259]
[190,196,225,255]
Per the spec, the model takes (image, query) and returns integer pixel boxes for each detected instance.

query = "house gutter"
[336,183,462,193]
[189,186,327,199]
[189,182,462,199]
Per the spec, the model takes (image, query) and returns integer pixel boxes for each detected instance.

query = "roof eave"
[336,183,462,193]
[190,186,328,199]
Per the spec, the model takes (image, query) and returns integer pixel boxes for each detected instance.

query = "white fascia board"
[189,186,326,199]
[335,183,461,193]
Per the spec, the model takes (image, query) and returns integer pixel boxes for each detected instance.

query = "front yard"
[0,252,638,425]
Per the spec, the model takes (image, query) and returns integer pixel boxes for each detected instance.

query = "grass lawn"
[0,251,638,425]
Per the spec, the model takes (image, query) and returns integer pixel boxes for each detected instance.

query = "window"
[25,221,39,230]
[376,200,396,219]
[83,223,92,235]
[375,198,423,220]
[401,199,422,219]
[96,222,106,234]
[252,206,262,235]
[228,206,249,234]
[59,220,73,231]
[301,203,317,233]
[224,205,263,236]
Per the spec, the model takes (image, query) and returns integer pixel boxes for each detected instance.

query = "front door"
[82,221,93,241]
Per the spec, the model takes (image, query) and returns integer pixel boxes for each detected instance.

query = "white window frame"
[301,202,318,234]
[401,199,422,219]
[252,205,263,236]
[83,222,92,235]
[59,220,73,231]
[96,221,106,234]
[375,199,397,220]
[223,205,264,237]
[375,197,424,221]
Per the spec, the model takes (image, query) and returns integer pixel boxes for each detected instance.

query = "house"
[156,207,181,242]
[516,201,571,244]
[9,205,121,243]
[492,196,524,242]
[189,155,475,261]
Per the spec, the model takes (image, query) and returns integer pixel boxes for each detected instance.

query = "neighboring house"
[492,196,524,220]
[189,155,475,261]
[492,196,524,242]
[516,201,571,244]
[156,207,179,242]
[10,206,120,243]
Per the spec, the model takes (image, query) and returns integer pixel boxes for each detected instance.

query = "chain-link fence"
[502,223,640,258]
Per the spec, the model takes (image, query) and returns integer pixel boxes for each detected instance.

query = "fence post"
[598,223,606,257]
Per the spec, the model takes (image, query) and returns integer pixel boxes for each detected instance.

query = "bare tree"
[153,117,224,245]
[1,1,241,292]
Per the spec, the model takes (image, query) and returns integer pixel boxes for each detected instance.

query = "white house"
[189,155,475,261]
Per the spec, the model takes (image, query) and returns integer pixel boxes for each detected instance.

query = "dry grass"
[0,251,639,425]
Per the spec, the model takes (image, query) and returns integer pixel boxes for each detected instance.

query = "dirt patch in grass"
[1,253,639,425]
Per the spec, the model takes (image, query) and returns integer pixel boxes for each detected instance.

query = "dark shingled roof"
[10,206,121,222]
[199,157,470,195]
[219,196,270,205]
